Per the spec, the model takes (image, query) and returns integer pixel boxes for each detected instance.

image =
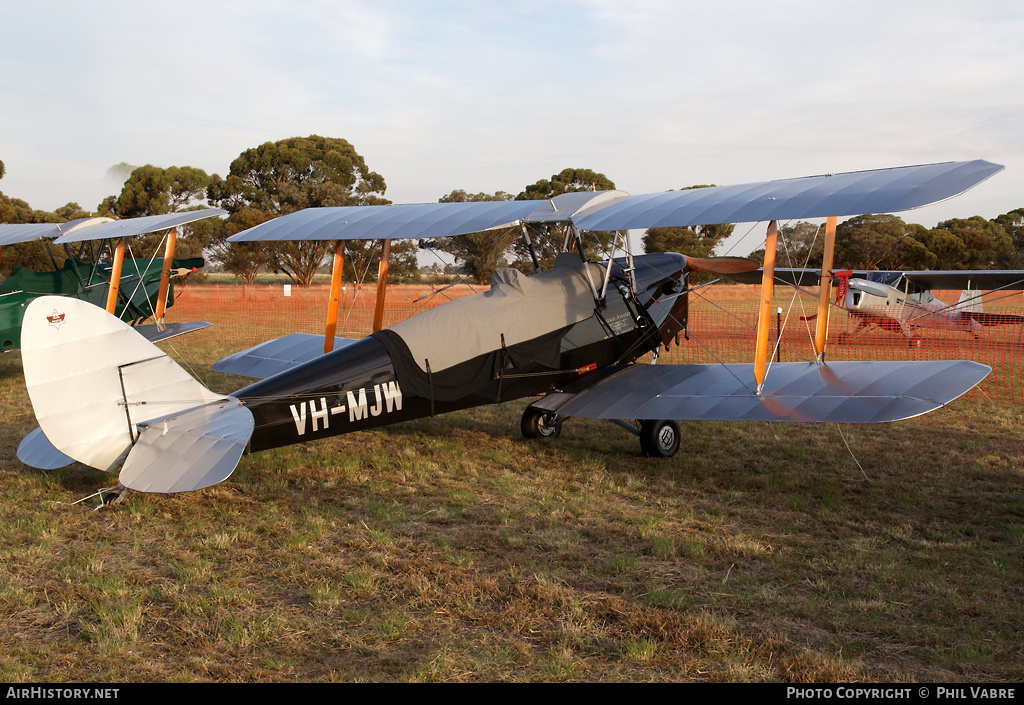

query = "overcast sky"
[2,0,1022,255]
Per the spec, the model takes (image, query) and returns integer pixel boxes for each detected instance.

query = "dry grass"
[0,286,1022,682]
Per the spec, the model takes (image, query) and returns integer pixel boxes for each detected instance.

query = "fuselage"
[844,281,984,335]
[234,252,690,453]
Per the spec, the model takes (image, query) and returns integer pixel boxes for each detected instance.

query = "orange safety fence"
[164,282,1024,403]
[666,284,1024,403]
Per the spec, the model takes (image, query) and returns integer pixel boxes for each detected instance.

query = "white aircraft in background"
[743,268,1024,343]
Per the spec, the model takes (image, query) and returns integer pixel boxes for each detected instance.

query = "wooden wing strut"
[154,227,178,324]
[813,216,837,361]
[753,221,778,392]
[324,240,345,353]
[105,237,126,315]
[372,238,391,333]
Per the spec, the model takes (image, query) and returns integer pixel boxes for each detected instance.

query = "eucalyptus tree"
[208,135,389,285]
[422,189,519,284]
[95,164,216,259]
[513,168,617,268]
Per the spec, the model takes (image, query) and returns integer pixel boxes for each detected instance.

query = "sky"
[2,0,1022,256]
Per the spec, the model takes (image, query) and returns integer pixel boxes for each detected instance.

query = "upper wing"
[532,360,990,424]
[573,160,1003,231]
[52,209,227,243]
[0,210,226,246]
[227,191,628,243]
[0,217,113,245]
[227,161,1002,243]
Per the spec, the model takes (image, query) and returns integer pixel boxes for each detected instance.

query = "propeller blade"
[685,256,759,275]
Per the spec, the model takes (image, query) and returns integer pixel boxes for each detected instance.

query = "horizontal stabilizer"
[533,360,990,423]
[17,427,74,470]
[118,400,254,494]
[212,332,360,379]
[136,321,212,344]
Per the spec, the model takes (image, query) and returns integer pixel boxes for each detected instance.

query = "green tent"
[0,257,203,350]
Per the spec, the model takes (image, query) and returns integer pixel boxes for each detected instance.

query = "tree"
[0,161,73,273]
[513,168,617,268]
[829,214,933,270]
[749,214,936,270]
[424,190,519,284]
[911,227,967,270]
[929,216,1012,269]
[516,168,616,201]
[993,208,1024,268]
[109,165,213,218]
[642,186,735,259]
[206,209,276,286]
[341,239,420,284]
[777,221,825,267]
[208,135,389,285]
[96,164,216,260]
[54,202,90,221]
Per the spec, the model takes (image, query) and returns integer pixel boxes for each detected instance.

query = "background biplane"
[0,209,225,350]
[727,266,1024,343]
[16,160,1003,500]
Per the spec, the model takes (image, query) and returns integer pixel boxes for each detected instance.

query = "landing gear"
[521,407,562,440]
[638,419,680,458]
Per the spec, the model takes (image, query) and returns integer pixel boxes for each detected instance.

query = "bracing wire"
[835,424,869,482]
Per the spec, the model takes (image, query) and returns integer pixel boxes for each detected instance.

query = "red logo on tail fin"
[46,310,66,329]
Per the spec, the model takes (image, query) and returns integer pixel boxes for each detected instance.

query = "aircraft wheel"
[639,420,680,458]
[521,407,561,440]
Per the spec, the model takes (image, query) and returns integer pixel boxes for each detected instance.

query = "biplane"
[0,210,225,349]
[15,160,1003,500]
[728,266,1024,343]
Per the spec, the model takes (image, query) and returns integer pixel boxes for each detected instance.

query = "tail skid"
[21,296,253,493]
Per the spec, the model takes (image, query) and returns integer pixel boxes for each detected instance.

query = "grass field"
[0,285,1021,682]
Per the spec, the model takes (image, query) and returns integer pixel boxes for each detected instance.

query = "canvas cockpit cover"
[384,253,601,375]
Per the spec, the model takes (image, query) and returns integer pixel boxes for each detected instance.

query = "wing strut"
[104,237,126,315]
[813,216,837,361]
[372,238,391,332]
[324,240,345,352]
[153,227,178,324]
[521,223,541,273]
[754,221,778,392]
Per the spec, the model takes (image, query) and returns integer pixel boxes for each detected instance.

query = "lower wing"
[531,360,989,423]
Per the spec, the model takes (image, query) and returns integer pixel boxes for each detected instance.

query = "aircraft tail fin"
[955,289,983,315]
[21,296,253,493]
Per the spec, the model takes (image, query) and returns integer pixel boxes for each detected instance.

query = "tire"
[638,419,680,458]
[521,407,561,440]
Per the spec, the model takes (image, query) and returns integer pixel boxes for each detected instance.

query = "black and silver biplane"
[16,161,1002,497]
